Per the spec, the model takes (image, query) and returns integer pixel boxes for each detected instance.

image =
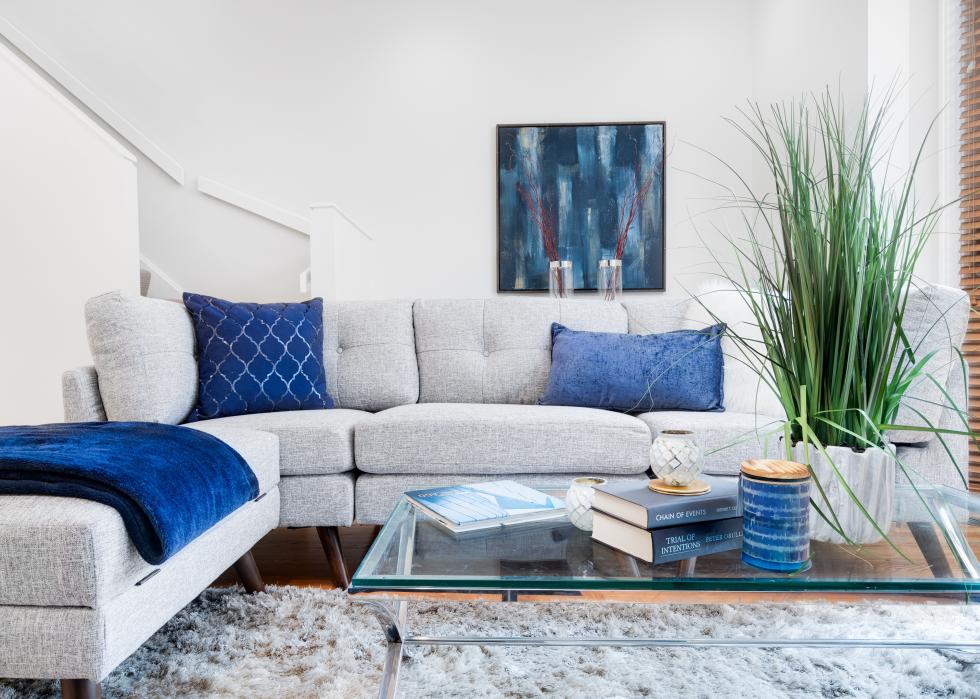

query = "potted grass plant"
[699,89,972,545]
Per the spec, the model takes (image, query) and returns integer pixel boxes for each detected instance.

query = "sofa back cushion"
[323,300,419,411]
[888,285,970,445]
[621,297,690,335]
[85,291,197,423]
[414,298,628,404]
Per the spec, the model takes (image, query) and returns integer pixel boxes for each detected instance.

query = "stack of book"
[590,475,743,564]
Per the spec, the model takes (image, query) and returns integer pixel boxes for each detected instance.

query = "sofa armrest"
[62,366,107,423]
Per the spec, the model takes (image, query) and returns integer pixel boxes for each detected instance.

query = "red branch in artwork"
[516,151,565,295]
[515,152,559,262]
[614,168,655,260]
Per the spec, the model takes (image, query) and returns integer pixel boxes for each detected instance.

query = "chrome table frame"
[349,491,980,699]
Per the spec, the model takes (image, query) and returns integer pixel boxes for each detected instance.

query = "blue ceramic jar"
[739,459,811,572]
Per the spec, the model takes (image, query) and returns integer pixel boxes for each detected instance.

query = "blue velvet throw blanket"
[0,422,259,565]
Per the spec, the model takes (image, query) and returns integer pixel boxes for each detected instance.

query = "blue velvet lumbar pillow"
[183,293,334,420]
[538,323,725,412]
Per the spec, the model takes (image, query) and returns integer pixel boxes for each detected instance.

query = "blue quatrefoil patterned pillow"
[182,293,334,421]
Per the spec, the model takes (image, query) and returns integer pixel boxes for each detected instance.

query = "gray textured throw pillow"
[84,291,198,423]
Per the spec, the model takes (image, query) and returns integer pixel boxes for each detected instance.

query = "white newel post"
[308,203,378,301]
[309,204,339,300]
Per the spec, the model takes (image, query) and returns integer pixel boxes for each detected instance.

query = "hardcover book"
[591,511,743,564]
[404,480,565,533]
[592,475,740,529]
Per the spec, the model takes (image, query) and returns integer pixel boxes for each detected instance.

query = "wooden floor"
[214,525,377,589]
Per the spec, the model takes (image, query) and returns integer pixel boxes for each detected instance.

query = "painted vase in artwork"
[598,259,623,301]
[565,476,607,531]
[549,260,574,299]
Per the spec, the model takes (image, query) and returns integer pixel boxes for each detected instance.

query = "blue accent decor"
[0,422,259,564]
[538,323,725,412]
[183,293,333,420]
[740,474,811,572]
[498,123,665,291]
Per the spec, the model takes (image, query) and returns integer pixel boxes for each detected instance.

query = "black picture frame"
[496,120,667,293]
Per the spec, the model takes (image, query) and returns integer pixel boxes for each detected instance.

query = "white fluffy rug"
[2,586,979,698]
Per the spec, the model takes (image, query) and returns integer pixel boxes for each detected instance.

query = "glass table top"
[350,481,980,597]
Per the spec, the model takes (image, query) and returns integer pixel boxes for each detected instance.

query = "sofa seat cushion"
[181,424,279,495]
[189,409,369,476]
[0,427,278,608]
[355,403,651,475]
[637,410,784,476]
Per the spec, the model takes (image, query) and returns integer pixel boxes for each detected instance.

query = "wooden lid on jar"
[740,459,809,481]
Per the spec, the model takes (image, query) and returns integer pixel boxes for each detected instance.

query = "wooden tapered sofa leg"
[316,526,349,588]
[232,550,266,593]
[60,679,101,699]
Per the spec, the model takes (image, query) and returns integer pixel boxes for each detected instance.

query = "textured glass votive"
[739,459,811,572]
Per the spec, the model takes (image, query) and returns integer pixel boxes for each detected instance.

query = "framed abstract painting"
[497,121,665,292]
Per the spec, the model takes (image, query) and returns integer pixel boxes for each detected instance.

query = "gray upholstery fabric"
[355,403,651,475]
[181,424,280,494]
[278,473,355,527]
[414,298,626,404]
[895,442,968,491]
[355,473,649,524]
[889,285,970,445]
[187,409,370,475]
[101,490,278,677]
[0,427,278,608]
[0,495,134,608]
[637,410,786,476]
[621,297,690,335]
[0,606,101,680]
[0,491,279,681]
[85,291,197,424]
[62,365,107,422]
[323,300,419,411]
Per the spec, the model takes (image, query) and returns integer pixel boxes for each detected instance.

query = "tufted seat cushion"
[187,409,370,475]
[0,426,278,608]
[355,403,651,475]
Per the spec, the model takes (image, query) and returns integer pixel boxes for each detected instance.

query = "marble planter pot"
[791,442,896,544]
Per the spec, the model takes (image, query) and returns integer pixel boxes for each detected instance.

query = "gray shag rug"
[2,586,979,698]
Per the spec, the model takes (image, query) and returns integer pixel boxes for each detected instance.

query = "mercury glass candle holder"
[649,430,703,486]
[565,476,607,531]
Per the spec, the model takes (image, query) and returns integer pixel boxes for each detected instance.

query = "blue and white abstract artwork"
[497,122,665,292]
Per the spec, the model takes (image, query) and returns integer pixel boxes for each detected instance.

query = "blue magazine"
[405,480,566,533]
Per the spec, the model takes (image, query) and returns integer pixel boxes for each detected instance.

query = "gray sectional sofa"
[0,285,969,696]
[65,289,974,524]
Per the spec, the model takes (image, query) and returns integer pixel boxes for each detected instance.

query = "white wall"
[0,41,139,424]
[0,0,952,304]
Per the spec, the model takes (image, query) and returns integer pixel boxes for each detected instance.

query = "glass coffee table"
[349,482,980,698]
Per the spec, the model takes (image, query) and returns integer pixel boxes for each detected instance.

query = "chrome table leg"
[357,599,410,699]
